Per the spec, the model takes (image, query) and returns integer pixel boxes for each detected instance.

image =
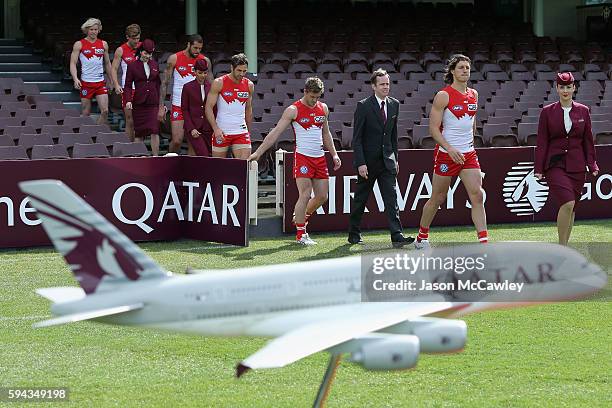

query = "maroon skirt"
[132,104,160,138]
[545,167,585,207]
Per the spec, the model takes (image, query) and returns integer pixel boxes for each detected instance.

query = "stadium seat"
[518,123,539,145]
[96,132,130,147]
[487,116,517,126]
[33,101,64,115]
[521,115,540,124]
[0,145,28,160]
[50,109,80,124]
[275,127,295,152]
[63,116,95,131]
[250,122,274,139]
[25,116,56,131]
[329,111,353,126]
[0,101,30,114]
[58,133,94,150]
[112,142,150,157]
[18,133,53,152]
[0,134,14,146]
[7,124,34,141]
[31,144,69,160]
[591,121,612,145]
[412,124,435,148]
[79,125,111,140]
[340,125,353,149]
[483,123,518,147]
[72,143,110,158]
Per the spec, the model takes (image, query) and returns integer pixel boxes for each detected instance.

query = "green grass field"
[1,221,610,407]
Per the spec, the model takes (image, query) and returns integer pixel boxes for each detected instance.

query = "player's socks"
[417,225,429,242]
[292,212,312,226]
[478,230,488,243]
[296,223,306,240]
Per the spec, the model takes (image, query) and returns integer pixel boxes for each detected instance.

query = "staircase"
[0,38,81,108]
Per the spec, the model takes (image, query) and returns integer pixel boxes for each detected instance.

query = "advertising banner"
[282,146,612,232]
[0,156,249,247]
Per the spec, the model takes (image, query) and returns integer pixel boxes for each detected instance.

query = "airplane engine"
[348,334,420,370]
[385,317,467,353]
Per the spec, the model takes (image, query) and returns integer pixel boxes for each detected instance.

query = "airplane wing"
[33,303,144,328]
[237,301,452,375]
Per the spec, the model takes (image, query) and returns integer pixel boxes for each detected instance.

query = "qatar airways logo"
[503,163,549,216]
[503,162,612,217]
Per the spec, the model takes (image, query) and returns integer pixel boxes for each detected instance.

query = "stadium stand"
[0,0,605,175]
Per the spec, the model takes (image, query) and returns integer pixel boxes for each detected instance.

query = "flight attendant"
[535,72,599,245]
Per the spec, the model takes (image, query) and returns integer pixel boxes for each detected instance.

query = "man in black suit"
[348,69,414,248]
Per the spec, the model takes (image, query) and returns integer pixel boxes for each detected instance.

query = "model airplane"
[21,180,606,407]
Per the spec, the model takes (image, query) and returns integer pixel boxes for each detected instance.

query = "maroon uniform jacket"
[181,78,213,135]
[124,59,161,106]
[535,101,599,174]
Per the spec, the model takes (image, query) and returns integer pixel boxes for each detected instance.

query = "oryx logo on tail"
[19,180,168,294]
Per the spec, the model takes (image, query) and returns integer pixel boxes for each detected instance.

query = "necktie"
[380,100,386,123]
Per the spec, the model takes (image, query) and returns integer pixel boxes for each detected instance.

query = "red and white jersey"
[440,85,477,153]
[216,74,251,135]
[171,51,205,106]
[291,99,326,158]
[79,38,105,82]
[119,42,140,87]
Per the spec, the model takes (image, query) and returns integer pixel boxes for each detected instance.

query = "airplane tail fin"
[20,179,169,295]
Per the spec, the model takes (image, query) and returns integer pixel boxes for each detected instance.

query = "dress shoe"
[391,235,415,248]
[348,234,364,245]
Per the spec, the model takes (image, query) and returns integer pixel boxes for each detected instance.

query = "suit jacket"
[352,95,399,172]
[124,59,161,106]
[535,101,598,174]
[181,79,213,134]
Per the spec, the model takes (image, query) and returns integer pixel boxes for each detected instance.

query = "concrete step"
[0,45,33,54]
[25,80,73,92]
[0,71,61,81]
[0,54,41,63]
[258,183,276,208]
[0,62,48,72]
[41,90,81,102]
[0,39,25,46]
[249,212,283,238]
[62,101,82,109]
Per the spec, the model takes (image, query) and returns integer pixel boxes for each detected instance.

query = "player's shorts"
[433,147,480,176]
[293,152,329,179]
[211,132,251,151]
[171,105,183,122]
[80,81,107,99]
